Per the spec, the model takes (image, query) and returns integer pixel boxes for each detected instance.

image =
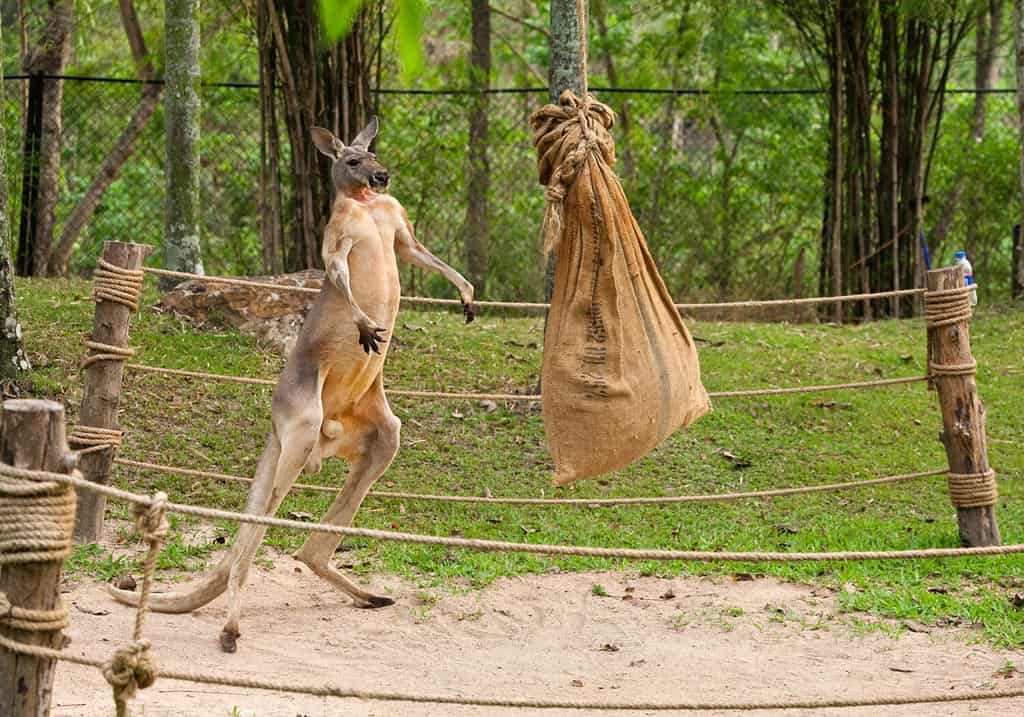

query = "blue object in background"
[919,229,932,270]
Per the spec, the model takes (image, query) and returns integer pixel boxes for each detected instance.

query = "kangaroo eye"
[347,158,361,167]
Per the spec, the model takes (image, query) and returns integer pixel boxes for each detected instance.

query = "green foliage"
[320,0,425,78]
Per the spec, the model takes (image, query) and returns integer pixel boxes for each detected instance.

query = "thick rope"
[68,425,124,456]
[0,463,1017,563]
[947,469,998,509]
[114,457,947,506]
[0,592,68,632]
[144,266,932,310]
[0,470,76,565]
[81,340,135,370]
[122,362,928,401]
[924,285,973,329]
[104,491,168,717]
[93,259,145,312]
[0,631,1022,711]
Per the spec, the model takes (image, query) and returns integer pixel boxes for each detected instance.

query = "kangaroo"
[109,118,475,652]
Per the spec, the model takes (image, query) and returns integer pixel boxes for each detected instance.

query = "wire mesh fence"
[4,75,833,300]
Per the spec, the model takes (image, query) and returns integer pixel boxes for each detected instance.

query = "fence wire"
[6,76,1013,302]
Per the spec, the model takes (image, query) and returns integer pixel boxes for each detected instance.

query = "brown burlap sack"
[531,91,711,486]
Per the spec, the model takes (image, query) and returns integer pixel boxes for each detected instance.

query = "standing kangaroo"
[109,118,475,652]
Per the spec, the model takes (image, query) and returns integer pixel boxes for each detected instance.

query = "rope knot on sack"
[103,639,158,717]
[531,90,617,257]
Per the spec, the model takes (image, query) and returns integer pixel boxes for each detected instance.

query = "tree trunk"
[549,0,582,102]
[830,1,843,323]
[50,0,162,276]
[163,0,204,279]
[467,0,490,296]
[18,0,72,277]
[259,0,377,272]
[592,0,634,182]
[879,2,900,317]
[1016,0,1024,300]
[0,21,28,381]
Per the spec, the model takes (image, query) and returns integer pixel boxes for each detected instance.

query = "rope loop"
[69,424,124,456]
[82,339,136,370]
[0,591,68,632]
[103,639,159,717]
[947,468,998,509]
[93,258,145,312]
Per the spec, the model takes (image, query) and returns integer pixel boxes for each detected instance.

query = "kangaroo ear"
[311,127,345,159]
[350,116,379,150]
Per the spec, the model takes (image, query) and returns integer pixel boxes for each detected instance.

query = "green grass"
[15,278,1024,646]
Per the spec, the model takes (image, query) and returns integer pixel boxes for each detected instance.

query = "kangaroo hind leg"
[219,375,325,652]
[294,379,400,608]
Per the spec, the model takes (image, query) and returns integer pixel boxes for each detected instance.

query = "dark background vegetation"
[3,1,1023,307]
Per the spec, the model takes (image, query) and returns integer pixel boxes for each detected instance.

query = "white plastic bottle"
[953,251,978,306]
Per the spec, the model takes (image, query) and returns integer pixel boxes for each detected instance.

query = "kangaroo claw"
[358,325,387,354]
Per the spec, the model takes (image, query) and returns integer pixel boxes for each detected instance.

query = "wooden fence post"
[926,266,1000,547]
[0,399,76,717]
[74,240,151,543]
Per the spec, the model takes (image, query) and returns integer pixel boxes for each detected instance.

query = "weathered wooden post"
[73,241,151,543]
[925,266,1000,547]
[0,399,76,717]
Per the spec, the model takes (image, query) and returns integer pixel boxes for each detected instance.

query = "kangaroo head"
[311,117,389,197]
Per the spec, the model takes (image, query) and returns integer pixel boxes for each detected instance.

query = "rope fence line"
[113,457,948,506]
[122,362,930,401]
[1,630,1022,712]
[141,266,933,311]
[2,463,1020,564]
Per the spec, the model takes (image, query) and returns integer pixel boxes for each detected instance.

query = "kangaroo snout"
[371,171,390,189]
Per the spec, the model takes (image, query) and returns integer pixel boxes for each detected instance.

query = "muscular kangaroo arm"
[395,208,476,321]
[323,224,386,353]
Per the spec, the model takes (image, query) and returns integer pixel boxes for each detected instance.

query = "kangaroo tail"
[108,556,231,612]
[107,432,281,614]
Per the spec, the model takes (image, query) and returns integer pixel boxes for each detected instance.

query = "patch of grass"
[15,279,1024,646]
[591,583,609,597]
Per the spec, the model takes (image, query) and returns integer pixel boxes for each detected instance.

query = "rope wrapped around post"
[0,472,74,633]
[76,244,152,543]
[922,282,998,511]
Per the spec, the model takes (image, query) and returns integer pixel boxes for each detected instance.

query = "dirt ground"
[51,556,1023,717]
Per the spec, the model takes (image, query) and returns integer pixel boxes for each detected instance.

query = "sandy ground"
[50,556,1024,717]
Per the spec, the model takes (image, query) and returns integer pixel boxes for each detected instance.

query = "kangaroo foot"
[352,593,395,609]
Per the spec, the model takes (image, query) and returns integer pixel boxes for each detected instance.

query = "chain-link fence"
[4,75,834,300]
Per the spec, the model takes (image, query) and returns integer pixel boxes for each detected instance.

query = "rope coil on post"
[947,469,998,509]
[924,284,975,390]
[0,593,68,632]
[0,463,75,641]
[0,470,76,565]
[924,285,973,330]
[93,259,145,311]
[68,425,124,456]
